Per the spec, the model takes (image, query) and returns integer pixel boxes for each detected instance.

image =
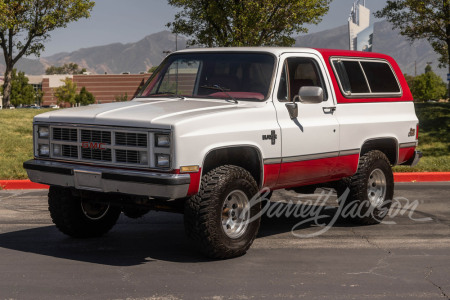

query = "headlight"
[38,144,50,156]
[155,153,170,167]
[38,126,49,138]
[155,134,170,147]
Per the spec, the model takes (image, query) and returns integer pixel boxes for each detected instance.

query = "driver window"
[277,63,288,101]
[277,57,328,102]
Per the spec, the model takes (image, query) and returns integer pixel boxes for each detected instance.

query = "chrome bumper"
[23,159,190,199]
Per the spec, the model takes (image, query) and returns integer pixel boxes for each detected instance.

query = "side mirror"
[285,86,323,119]
[298,86,323,104]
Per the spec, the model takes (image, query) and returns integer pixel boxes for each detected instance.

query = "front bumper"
[23,159,190,199]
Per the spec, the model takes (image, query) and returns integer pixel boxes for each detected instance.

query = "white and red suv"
[24,48,421,258]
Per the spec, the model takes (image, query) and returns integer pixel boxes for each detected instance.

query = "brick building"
[41,74,151,106]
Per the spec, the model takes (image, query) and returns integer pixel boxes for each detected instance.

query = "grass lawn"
[0,103,449,180]
[393,102,450,172]
[0,109,52,179]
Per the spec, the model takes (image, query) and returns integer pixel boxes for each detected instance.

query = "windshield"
[138,52,275,101]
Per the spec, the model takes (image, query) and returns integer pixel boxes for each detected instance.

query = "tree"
[114,92,128,102]
[54,78,77,106]
[75,86,95,106]
[148,66,158,73]
[35,89,44,106]
[4,69,35,106]
[404,72,415,95]
[167,0,332,47]
[410,66,447,101]
[45,63,87,75]
[0,0,95,107]
[375,0,449,98]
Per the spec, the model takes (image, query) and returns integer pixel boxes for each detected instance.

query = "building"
[41,73,151,106]
[348,0,373,51]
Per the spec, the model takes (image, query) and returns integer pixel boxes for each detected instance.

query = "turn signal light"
[180,165,199,173]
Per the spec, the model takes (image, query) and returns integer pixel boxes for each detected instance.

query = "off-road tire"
[337,150,394,225]
[48,186,121,238]
[185,165,261,259]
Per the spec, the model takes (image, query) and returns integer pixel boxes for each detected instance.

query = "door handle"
[323,107,336,114]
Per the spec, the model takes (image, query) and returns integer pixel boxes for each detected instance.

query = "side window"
[332,60,351,94]
[341,61,370,93]
[360,61,400,93]
[277,63,288,101]
[278,57,328,102]
[331,58,401,97]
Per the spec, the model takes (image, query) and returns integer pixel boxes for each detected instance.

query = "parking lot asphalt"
[0,183,449,300]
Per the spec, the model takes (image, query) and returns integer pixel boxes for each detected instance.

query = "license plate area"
[74,169,102,191]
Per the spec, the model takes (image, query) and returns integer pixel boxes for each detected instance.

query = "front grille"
[62,145,78,158]
[116,149,141,164]
[115,132,147,147]
[81,130,111,144]
[81,148,112,162]
[45,125,156,167]
[53,128,77,141]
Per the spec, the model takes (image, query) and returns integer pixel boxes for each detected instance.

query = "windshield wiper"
[149,92,185,100]
[200,85,238,104]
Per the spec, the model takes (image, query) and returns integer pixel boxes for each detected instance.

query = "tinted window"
[279,57,327,102]
[361,61,400,93]
[139,53,275,101]
[332,60,351,94]
[154,60,201,96]
[341,61,370,93]
[277,63,288,101]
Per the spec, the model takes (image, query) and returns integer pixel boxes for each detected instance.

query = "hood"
[34,98,247,128]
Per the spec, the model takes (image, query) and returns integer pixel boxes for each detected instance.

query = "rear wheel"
[48,186,121,238]
[184,165,261,259]
[337,150,394,225]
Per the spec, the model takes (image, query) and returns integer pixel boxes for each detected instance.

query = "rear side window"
[360,61,400,93]
[340,61,370,93]
[331,58,401,97]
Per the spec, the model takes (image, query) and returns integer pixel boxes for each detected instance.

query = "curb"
[1,172,450,190]
[393,172,450,183]
[0,180,49,190]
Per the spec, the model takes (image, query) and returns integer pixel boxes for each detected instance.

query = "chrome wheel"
[367,168,387,207]
[222,190,250,239]
[81,200,110,220]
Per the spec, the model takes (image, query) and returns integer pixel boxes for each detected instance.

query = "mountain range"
[0,21,446,80]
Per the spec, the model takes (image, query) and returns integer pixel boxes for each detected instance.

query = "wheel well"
[360,138,398,165]
[202,146,263,187]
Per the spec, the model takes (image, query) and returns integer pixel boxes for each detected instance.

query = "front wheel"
[48,186,121,238]
[337,150,394,225]
[184,165,261,259]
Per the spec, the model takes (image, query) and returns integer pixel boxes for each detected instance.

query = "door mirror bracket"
[285,102,298,119]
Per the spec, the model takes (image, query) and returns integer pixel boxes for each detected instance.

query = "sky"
[41,0,389,57]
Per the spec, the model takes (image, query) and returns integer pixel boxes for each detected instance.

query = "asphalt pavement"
[0,183,449,300]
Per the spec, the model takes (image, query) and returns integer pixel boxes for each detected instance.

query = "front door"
[273,53,340,188]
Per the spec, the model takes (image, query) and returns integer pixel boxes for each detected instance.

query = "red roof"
[314,49,413,103]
